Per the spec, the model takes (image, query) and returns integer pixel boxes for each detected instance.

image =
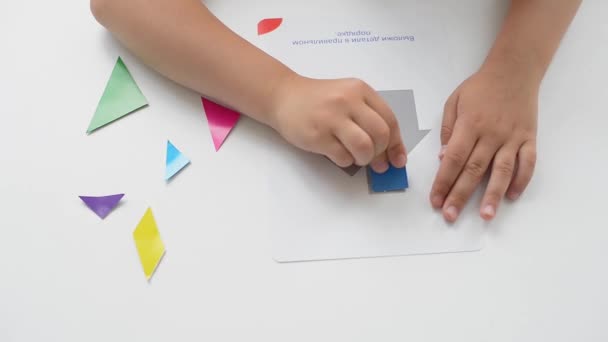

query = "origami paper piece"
[79,194,124,219]
[378,90,430,152]
[87,57,148,133]
[201,97,240,151]
[133,207,165,281]
[368,165,409,193]
[340,164,362,176]
[258,18,283,36]
[165,140,190,181]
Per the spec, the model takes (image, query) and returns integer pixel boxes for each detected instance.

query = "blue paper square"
[368,165,409,192]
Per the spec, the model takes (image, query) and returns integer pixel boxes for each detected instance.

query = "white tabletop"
[2,1,607,341]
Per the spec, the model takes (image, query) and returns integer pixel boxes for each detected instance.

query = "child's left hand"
[430,65,539,222]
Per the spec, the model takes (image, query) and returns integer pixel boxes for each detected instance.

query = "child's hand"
[270,75,407,172]
[430,67,539,222]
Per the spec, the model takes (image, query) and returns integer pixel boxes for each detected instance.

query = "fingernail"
[481,205,495,220]
[507,191,520,200]
[431,195,444,208]
[438,145,447,160]
[395,153,407,167]
[444,206,459,222]
[371,160,389,173]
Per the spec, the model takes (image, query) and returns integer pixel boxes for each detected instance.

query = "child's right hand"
[269,75,407,173]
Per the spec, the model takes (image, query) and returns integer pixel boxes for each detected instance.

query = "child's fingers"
[479,146,517,220]
[387,142,407,168]
[370,145,406,172]
[507,140,537,200]
[326,138,355,168]
[440,139,497,222]
[439,90,459,161]
[370,153,389,173]
[429,120,478,209]
[350,105,390,157]
[334,121,375,166]
[441,90,459,147]
[363,88,407,167]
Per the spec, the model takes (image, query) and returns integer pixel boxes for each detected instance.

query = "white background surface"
[1,0,608,341]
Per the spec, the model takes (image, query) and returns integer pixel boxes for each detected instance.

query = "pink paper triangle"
[201,97,240,151]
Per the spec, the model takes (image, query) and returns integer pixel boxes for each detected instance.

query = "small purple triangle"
[79,194,125,219]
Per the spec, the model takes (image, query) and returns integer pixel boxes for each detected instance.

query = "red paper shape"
[258,18,283,36]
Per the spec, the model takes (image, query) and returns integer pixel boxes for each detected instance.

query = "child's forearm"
[481,0,581,84]
[91,0,294,127]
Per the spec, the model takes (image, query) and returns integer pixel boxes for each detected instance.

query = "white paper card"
[258,4,484,262]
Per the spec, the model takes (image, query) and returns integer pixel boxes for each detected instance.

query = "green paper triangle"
[87,57,148,133]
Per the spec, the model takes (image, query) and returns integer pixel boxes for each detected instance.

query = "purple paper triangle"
[79,194,125,219]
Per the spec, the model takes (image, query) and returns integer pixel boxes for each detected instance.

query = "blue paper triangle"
[165,140,190,180]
